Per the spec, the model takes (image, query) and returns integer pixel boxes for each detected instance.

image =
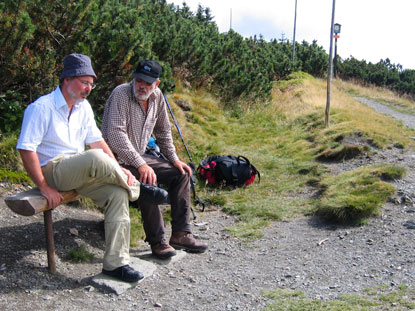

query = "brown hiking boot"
[169,231,208,253]
[151,240,177,259]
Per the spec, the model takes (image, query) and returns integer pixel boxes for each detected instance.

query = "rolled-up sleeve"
[16,102,48,151]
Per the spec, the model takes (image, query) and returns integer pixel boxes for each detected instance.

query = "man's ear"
[155,80,161,87]
[63,77,73,86]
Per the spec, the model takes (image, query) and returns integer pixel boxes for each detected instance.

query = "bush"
[0,0,333,132]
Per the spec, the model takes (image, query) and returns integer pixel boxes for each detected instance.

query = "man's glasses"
[78,78,96,89]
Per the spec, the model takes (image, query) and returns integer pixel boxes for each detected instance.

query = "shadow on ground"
[0,218,105,294]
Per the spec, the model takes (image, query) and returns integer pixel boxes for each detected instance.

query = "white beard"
[68,84,85,104]
[133,81,156,101]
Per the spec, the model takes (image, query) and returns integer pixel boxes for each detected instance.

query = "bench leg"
[44,210,56,274]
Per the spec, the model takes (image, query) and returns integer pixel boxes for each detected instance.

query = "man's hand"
[173,160,192,176]
[18,149,64,210]
[39,184,64,210]
[121,167,136,186]
[137,164,157,185]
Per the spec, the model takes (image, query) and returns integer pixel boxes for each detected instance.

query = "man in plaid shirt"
[102,60,208,259]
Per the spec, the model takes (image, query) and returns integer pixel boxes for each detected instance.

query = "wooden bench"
[5,188,80,274]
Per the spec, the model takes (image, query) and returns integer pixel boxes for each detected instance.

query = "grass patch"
[0,134,24,170]
[129,206,146,247]
[263,284,415,310]
[226,218,269,241]
[200,193,227,207]
[313,164,405,224]
[0,134,31,184]
[67,244,95,263]
[0,165,31,184]
[316,144,368,162]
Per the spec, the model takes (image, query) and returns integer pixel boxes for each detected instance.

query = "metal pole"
[334,37,338,78]
[292,0,298,64]
[163,94,194,163]
[325,0,336,127]
[230,8,232,30]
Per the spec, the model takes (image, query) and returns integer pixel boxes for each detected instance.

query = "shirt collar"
[54,86,68,110]
[54,86,85,110]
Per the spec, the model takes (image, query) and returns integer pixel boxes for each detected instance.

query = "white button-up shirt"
[17,86,103,166]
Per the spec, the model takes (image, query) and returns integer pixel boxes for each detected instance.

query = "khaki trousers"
[42,149,140,270]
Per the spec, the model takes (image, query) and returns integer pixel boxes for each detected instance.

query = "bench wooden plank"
[5,188,80,216]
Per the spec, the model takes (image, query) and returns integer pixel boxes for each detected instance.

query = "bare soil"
[2,99,415,311]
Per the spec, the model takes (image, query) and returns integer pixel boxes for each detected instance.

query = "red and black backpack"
[197,155,260,188]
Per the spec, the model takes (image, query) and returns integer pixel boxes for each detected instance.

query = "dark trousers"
[122,154,191,245]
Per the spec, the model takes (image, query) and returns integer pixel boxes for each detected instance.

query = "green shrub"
[0,134,23,170]
[0,91,25,134]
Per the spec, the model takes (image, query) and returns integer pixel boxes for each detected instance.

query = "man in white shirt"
[17,53,148,282]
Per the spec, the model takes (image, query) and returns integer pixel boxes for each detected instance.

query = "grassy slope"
[167,73,415,235]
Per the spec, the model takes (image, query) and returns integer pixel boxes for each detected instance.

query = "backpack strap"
[237,155,261,183]
[237,155,250,165]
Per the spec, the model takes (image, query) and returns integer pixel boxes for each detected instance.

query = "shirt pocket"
[70,124,88,145]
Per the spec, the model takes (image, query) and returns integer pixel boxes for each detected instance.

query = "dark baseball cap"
[133,60,162,84]
[60,53,97,79]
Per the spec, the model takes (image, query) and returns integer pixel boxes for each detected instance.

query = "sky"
[168,0,415,70]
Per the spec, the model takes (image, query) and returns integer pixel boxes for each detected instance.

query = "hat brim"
[133,72,158,84]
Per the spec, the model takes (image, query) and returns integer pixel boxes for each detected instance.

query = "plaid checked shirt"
[101,81,179,168]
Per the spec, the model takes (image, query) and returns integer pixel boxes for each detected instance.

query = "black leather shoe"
[102,265,144,283]
[140,182,170,205]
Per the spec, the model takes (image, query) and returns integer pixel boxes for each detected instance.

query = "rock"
[84,285,95,292]
[175,99,191,111]
[69,228,79,236]
[91,257,156,295]
[403,220,415,229]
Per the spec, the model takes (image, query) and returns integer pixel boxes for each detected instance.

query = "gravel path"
[1,98,415,310]
[355,96,415,129]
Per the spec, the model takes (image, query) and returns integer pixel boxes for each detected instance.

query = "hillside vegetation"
[2,0,415,135]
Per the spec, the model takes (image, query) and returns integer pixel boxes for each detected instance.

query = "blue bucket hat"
[60,53,97,79]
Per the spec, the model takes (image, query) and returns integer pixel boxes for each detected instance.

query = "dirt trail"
[1,98,415,310]
[355,96,415,129]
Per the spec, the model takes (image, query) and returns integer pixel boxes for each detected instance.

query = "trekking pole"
[163,94,194,163]
[162,94,206,213]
